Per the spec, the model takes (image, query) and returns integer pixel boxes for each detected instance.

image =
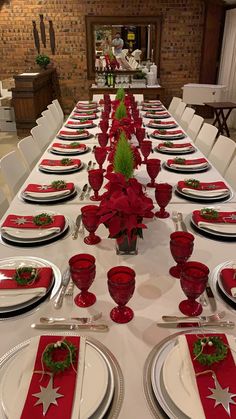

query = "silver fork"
[65,280,74,296]
[172,211,179,231]
[40,312,102,324]
[162,310,225,322]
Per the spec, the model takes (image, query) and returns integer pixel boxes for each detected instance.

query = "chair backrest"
[52,99,64,124]
[42,109,58,134]
[17,135,41,170]
[208,135,236,175]
[47,103,62,131]
[31,124,51,150]
[224,154,236,192]
[185,114,204,141]
[195,123,218,156]
[168,97,182,114]
[0,150,29,198]
[92,94,104,103]
[173,101,186,122]
[0,188,9,219]
[179,107,195,131]
[35,115,55,141]
[133,94,144,103]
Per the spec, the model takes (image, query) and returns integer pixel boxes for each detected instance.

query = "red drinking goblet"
[136,127,146,146]
[88,169,104,201]
[169,231,195,278]
[140,140,152,163]
[146,158,161,187]
[107,266,136,323]
[98,133,109,148]
[99,120,108,134]
[94,146,107,170]
[155,183,173,218]
[134,117,142,128]
[81,205,101,245]
[179,261,209,316]
[69,253,96,307]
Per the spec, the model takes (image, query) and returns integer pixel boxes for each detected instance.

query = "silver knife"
[72,214,81,240]
[205,283,217,312]
[87,160,92,171]
[79,183,88,200]
[54,269,70,309]
[156,321,234,328]
[31,323,109,332]
[177,212,187,232]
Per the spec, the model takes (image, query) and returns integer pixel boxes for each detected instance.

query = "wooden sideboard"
[12,68,59,134]
[89,86,165,101]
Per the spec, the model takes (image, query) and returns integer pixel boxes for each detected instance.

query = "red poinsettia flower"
[98,173,154,241]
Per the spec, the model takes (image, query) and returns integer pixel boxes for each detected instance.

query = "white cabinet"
[182,83,226,105]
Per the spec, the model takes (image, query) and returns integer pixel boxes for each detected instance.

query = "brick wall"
[0,0,205,111]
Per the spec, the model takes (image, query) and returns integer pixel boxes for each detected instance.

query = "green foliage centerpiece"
[115,87,125,101]
[114,101,127,120]
[113,132,134,180]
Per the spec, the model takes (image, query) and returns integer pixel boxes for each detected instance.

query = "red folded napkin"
[147,111,169,116]
[185,334,236,419]
[154,129,183,135]
[67,120,91,125]
[52,143,86,150]
[192,210,236,225]
[220,268,236,297]
[159,142,192,149]
[1,214,66,230]
[167,158,207,166]
[0,267,53,289]
[40,159,81,167]
[24,183,75,193]
[178,181,228,191]
[59,130,87,136]
[20,335,80,419]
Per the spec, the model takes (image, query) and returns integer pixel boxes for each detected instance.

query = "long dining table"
[0,97,236,419]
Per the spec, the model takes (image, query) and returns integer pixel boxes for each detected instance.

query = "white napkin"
[59,132,85,138]
[170,162,208,169]
[0,288,46,306]
[196,221,236,234]
[176,335,236,419]
[24,189,72,198]
[1,226,62,239]
[11,336,86,419]
[161,146,191,152]
[39,163,79,171]
[181,187,229,197]
[52,146,85,153]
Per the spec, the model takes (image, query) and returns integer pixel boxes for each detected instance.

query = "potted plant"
[35,54,50,70]
[98,133,154,254]
[132,70,146,87]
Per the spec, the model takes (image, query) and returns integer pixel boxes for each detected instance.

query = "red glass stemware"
[140,140,152,163]
[69,253,96,307]
[94,146,107,170]
[179,261,209,316]
[99,120,108,134]
[146,158,161,187]
[155,183,173,218]
[169,231,195,278]
[88,169,104,201]
[134,117,142,128]
[136,128,146,146]
[107,266,136,323]
[98,133,109,148]
[81,205,101,245]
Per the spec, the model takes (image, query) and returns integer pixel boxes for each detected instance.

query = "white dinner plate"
[65,122,95,129]
[144,113,170,119]
[209,261,236,311]
[190,207,236,237]
[71,114,98,120]
[0,338,112,419]
[216,261,236,304]
[155,145,196,155]
[147,122,178,130]
[49,146,89,155]
[151,133,186,140]
[163,161,210,173]
[20,187,77,204]
[162,334,236,419]
[57,132,91,140]
[39,162,84,174]
[176,186,232,202]
[0,256,61,312]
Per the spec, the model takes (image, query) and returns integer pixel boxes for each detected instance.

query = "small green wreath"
[193,336,228,366]
[61,158,72,166]
[13,267,38,285]
[70,142,80,148]
[33,213,54,226]
[200,208,219,220]
[184,179,200,189]
[174,157,186,164]
[163,141,173,147]
[51,180,67,190]
[43,340,77,374]
[159,129,167,134]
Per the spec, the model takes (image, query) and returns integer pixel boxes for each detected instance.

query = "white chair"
[52,99,64,124]
[36,115,55,142]
[174,101,186,122]
[17,135,41,170]
[168,97,182,115]
[185,115,204,142]
[134,94,144,103]
[92,94,104,102]
[0,150,29,199]
[47,103,62,132]
[224,155,236,191]
[208,135,236,175]
[42,110,58,136]
[0,188,9,219]
[194,123,218,156]
[179,107,195,131]
[31,124,52,151]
